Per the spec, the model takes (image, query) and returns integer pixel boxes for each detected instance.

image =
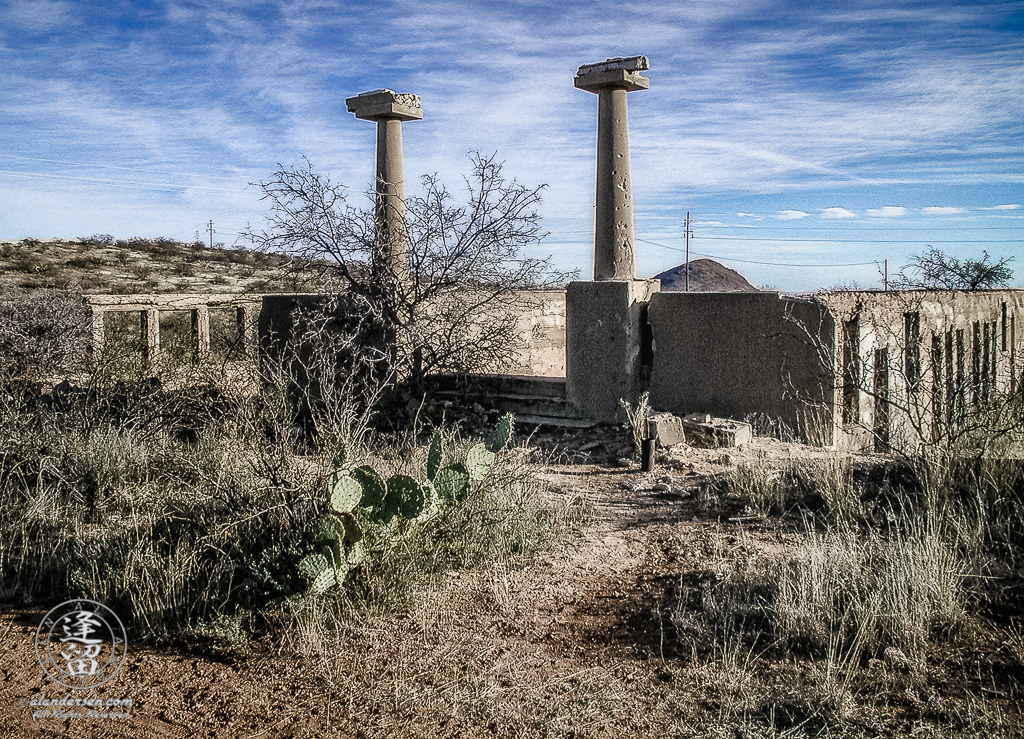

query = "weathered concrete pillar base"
[237,304,257,355]
[565,279,659,423]
[90,308,105,363]
[141,309,160,364]
[191,306,210,358]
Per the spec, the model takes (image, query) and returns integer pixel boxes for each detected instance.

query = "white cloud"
[979,203,1021,210]
[777,210,810,220]
[3,0,74,31]
[821,207,857,219]
[923,206,963,214]
[866,206,906,218]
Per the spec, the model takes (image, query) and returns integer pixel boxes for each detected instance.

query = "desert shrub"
[0,285,89,380]
[66,255,106,269]
[722,459,788,516]
[81,234,114,246]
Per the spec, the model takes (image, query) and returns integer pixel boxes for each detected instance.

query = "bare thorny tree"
[246,152,574,427]
[891,247,1014,291]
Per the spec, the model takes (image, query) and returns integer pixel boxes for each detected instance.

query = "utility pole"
[683,211,693,292]
[208,220,215,249]
[884,258,889,292]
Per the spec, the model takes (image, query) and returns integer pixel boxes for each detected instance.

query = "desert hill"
[655,258,759,292]
[0,236,313,295]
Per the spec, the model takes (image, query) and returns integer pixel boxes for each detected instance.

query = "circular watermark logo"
[34,600,127,690]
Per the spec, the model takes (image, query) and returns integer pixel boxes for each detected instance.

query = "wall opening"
[972,321,981,408]
[1002,302,1008,352]
[931,333,943,440]
[842,317,860,427]
[983,321,991,403]
[945,330,955,427]
[873,347,889,450]
[904,311,921,399]
[956,328,965,421]
[1012,313,1017,394]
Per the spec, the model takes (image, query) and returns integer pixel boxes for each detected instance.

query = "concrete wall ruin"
[640,288,1024,450]
[821,289,1024,450]
[647,291,836,443]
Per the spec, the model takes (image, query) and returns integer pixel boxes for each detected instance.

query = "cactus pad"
[466,443,496,481]
[434,463,470,503]
[308,567,336,594]
[313,514,345,544]
[346,540,366,566]
[352,465,387,509]
[329,469,362,513]
[388,474,426,518]
[426,432,444,481]
[486,413,515,453]
[341,513,363,544]
[298,552,329,583]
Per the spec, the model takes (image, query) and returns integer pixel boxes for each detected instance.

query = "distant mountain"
[655,258,759,292]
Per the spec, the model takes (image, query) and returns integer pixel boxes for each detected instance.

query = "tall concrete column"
[345,89,423,283]
[574,56,650,281]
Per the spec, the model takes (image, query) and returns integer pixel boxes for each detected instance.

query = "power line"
[637,238,877,267]
[693,225,1023,231]
[695,235,1021,244]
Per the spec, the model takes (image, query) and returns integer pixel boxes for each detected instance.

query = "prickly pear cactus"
[487,413,515,453]
[388,474,427,519]
[329,468,361,513]
[426,432,444,482]
[434,463,470,504]
[465,443,496,481]
[352,465,387,509]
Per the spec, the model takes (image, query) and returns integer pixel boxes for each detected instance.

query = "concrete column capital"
[574,56,650,93]
[345,89,423,122]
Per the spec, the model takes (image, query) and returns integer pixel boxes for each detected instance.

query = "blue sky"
[1,0,1022,291]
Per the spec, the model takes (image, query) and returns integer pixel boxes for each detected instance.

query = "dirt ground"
[1,437,1020,738]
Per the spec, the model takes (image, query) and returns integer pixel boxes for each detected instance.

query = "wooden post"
[641,438,655,472]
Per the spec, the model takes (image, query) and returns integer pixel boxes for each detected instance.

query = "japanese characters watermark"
[34,599,127,690]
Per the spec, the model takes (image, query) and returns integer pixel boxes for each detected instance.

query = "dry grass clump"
[774,526,966,662]
[721,451,859,521]
[676,443,1023,733]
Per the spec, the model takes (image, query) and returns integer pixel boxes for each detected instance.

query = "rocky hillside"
[0,236,314,295]
[655,258,759,292]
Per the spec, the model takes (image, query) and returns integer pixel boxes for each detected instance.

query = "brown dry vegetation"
[2,423,1022,737]
[0,236,308,294]
[0,254,1022,738]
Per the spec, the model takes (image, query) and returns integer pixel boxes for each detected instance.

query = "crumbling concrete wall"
[648,291,836,444]
[258,289,566,378]
[820,289,1024,451]
[505,290,566,377]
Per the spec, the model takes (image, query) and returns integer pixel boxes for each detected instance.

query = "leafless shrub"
[0,284,89,380]
[246,152,575,393]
